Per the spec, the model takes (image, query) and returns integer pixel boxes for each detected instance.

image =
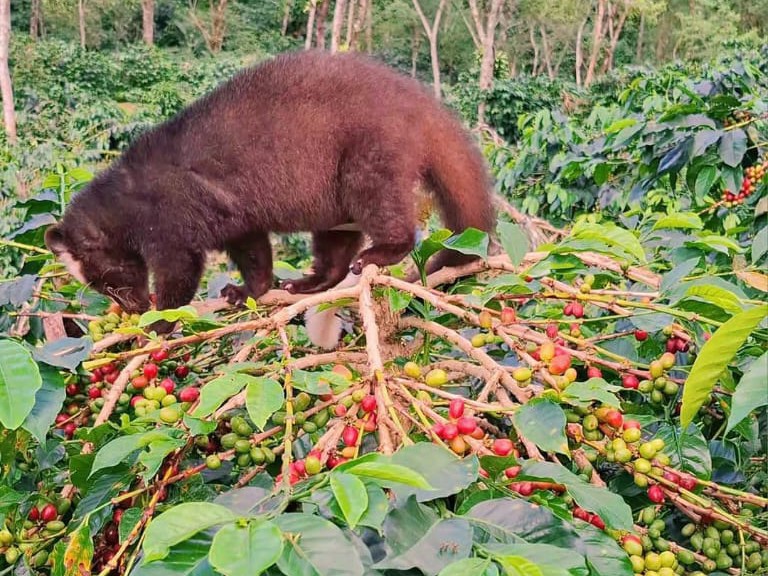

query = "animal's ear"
[44,224,67,255]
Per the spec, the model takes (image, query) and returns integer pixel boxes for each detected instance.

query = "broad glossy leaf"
[138,436,187,481]
[0,275,37,306]
[70,468,133,535]
[681,304,768,427]
[681,284,744,314]
[290,369,333,395]
[438,557,492,576]
[0,339,43,429]
[465,499,632,576]
[33,337,92,371]
[118,508,143,543]
[413,229,455,263]
[0,486,24,511]
[342,461,432,489]
[142,502,235,562]
[483,543,586,576]
[653,212,703,231]
[604,118,636,134]
[275,512,364,576]
[130,532,216,576]
[245,377,284,431]
[213,486,281,516]
[443,228,489,258]
[390,443,478,501]
[90,430,181,477]
[560,379,621,409]
[657,140,690,174]
[208,520,283,576]
[694,166,718,198]
[310,480,390,531]
[655,423,712,479]
[330,472,368,529]
[719,128,747,167]
[726,352,768,434]
[752,226,767,264]
[183,414,217,436]
[512,399,569,455]
[519,462,633,530]
[495,556,546,576]
[192,373,252,417]
[660,257,700,295]
[138,306,198,328]
[386,286,411,313]
[497,221,529,267]
[22,364,65,443]
[50,520,93,576]
[375,496,472,575]
[566,221,645,263]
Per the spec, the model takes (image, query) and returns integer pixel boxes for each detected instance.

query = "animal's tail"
[422,113,496,274]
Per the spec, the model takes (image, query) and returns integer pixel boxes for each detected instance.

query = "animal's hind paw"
[220,283,248,306]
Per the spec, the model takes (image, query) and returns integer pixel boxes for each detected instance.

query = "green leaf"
[33,337,92,371]
[138,306,198,328]
[390,443,478,501]
[563,222,645,264]
[22,364,66,443]
[70,469,133,536]
[680,304,768,427]
[560,378,621,409]
[310,480,390,531]
[512,399,569,456]
[681,284,744,314]
[655,423,712,480]
[275,512,364,576]
[694,166,718,197]
[142,503,235,563]
[660,257,700,295]
[497,222,530,267]
[182,414,217,436]
[137,436,187,481]
[495,556,545,576]
[118,508,142,543]
[519,462,633,530]
[131,531,216,576]
[443,228,489,259]
[438,558,492,576]
[191,373,251,417]
[245,377,284,431]
[753,226,768,264]
[726,352,768,434]
[718,129,747,167]
[653,212,703,231]
[208,520,283,576]
[386,287,412,313]
[0,486,24,511]
[483,543,586,576]
[50,520,93,576]
[465,499,631,576]
[604,118,636,134]
[374,496,472,575]
[0,339,43,429]
[342,461,432,489]
[330,472,368,529]
[290,369,332,395]
[90,429,181,477]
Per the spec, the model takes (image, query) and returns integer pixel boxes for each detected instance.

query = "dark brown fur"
[45,50,495,326]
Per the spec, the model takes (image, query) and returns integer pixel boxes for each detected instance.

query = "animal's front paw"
[350,259,364,275]
[220,283,247,306]
[148,319,176,336]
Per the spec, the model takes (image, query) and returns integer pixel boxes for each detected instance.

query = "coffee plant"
[0,153,766,575]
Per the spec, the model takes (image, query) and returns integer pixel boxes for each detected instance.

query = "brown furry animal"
[45,50,495,330]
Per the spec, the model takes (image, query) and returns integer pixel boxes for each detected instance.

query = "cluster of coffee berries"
[431,397,484,455]
[204,414,278,471]
[723,109,752,127]
[623,509,695,576]
[0,498,72,569]
[721,159,767,207]
[634,352,680,404]
[683,519,767,573]
[87,303,141,342]
[403,361,449,388]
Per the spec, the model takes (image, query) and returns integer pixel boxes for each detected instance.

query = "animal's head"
[45,219,150,314]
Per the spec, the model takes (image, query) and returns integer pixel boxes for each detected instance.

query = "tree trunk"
[281,0,292,36]
[364,0,372,52]
[316,0,330,49]
[188,0,228,53]
[411,0,447,100]
[635,13,644,61]
[584,0,606,88]
[344,0,356,48]
[142,0,154,45]
[540,25,554,79]
[529,25,539,75]
[575,17,587,87]
[349,0,367,50]
[330,0,346,53]
[0,0,16,145]
[601,1,628,73]
[305,0,317,48]
[78,0,86,48]
[476,0,504,123]
[411,25,420,77]
[30,0,43,38]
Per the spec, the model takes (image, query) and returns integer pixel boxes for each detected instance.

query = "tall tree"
[29,0,43,39]
[330,0,347,52]
[411,0,449,99]
[305,0,318,48]
[467,0,506,123]
[0,0,16,144]
[142,0,155,45]
[188,0,229,53]
[78,0,86,48]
